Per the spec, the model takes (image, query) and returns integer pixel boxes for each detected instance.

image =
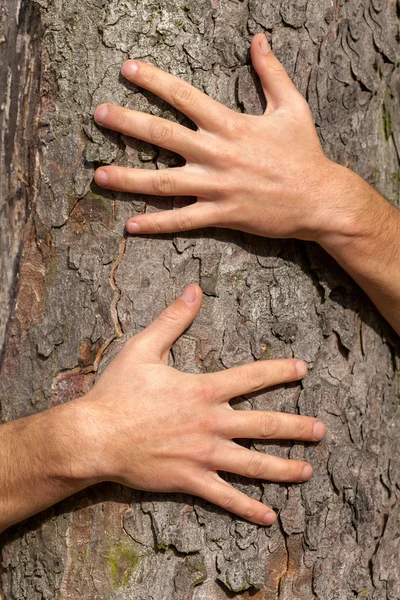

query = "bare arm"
[93,33,400,334]
[316,168,400,334]
[0,285,326,533]
[0,400,99,533]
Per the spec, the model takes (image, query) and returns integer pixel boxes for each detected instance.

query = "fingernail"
[180,284,197,304]
[259,34,270,53]
[263,511,276,525]
[95,169,108,186]
[122,61,138,78]
[313,421,326,441]
[301,465,313,481]
[127,221,141,234]
[94,104,108,125]
[295,360,307,378]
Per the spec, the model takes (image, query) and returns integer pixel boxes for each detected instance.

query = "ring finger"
[217,443,313,482]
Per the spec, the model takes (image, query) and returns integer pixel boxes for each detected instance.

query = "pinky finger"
[126,202,226,235]
[193,472,276,526]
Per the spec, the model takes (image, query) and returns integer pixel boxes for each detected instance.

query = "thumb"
[250,33,299,111]
[133,284,202,361]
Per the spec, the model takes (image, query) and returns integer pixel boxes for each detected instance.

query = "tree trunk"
[1,0,399,598]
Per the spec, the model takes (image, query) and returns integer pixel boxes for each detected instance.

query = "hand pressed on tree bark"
[94,33,338,241]
[83,284,325,526]
[93,33,400,335]
[0,285,326,532]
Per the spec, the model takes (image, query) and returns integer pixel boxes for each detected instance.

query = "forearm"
[0,400,98,533]
[317,166,400,335]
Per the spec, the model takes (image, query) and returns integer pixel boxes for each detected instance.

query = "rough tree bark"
[1,0,399,599]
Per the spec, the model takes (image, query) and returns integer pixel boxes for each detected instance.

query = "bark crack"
[108,233,127,339]
[276,513,289,599]
[50,233,127,397]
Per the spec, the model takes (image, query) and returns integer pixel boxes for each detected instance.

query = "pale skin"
[93,33,400,334]
[1,32,399,534]
[0,285,326,532]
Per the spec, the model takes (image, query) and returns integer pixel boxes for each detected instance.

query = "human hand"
[93,33,350,242]
[82,284,326,526]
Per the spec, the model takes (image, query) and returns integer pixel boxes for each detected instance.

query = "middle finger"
[94,104,205,160]
[220,409,326,442]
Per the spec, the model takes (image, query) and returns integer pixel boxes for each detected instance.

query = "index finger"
[204,359,307,402]
[121,60,233,132]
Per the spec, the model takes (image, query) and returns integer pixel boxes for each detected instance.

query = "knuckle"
[192,442,213,464]
[296,419,310,439]
[149,120,174,145]
[219,491,236,512]
[153,172,174,196]
[170,83,194,109]
[196,382,216,404]
[211,200,230,225]
[291,462,305,481]
[242,502,258,521]
[281,361,299,381]
[141,67,158,86]
[245,452,265,479]
[268,59,287,75]
[200,418,219,438]
[174,472,194,493]
[176,210,194,232]
[259,415,278,439]
[158,306,182,326]
[218,149,236,167]
[204,139,241,171]
[149,217,163,235]
[222,117,247,138]
[221,198,243,223]
[199,438,220,464]
[245,368,266,392]
[204,141,223,163]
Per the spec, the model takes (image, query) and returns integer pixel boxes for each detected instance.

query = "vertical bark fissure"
[0,0,42,367]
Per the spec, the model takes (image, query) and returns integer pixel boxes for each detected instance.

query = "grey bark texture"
[1,0,400,599]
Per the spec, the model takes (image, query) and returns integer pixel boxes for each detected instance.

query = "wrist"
[66,390,132,485]
[45,398,105,486]
[311,163,393,250]
[0,399,104,532]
